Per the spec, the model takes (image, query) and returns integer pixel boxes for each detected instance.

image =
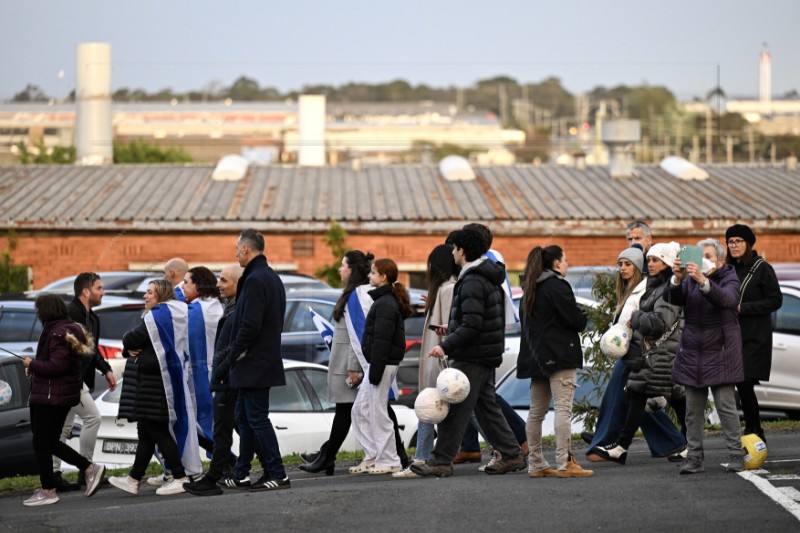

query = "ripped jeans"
[526,369,577,471]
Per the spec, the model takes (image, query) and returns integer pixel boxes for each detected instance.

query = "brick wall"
[2,230,799,289]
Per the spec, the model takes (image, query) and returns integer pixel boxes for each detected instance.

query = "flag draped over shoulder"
[145,300,202,476]
[186,297,223,449]
[344,284,399,399]
[485,249,519,325]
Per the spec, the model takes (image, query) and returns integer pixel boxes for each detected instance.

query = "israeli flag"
[309,307,334,352]
[485,249,519,325]
[145,300,202,476]
[186,296,224,452]
[344,284,399,400]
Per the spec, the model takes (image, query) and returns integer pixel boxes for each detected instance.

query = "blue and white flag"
[186,296,224,451]
[309,308,334,352]
[485,248,519,325]
[145,299,202,476]
[174,284,186,303]
[344,284,399,400]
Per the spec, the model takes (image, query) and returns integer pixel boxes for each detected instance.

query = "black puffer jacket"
[517,270,587,379]
[362,284,406,385]
[441,258,506,368]
[117,319,168,423]
[733,253,782,381]
[625,269,683,398]
[211,298,237,392]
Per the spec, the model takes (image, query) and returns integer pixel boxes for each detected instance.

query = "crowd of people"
[19,221,782,506]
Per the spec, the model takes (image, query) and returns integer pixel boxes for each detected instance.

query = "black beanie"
[725,224,756,246]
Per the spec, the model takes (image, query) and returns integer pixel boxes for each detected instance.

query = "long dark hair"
[373,258,413,318]
[521,245,563,315]
[332,250,374,322]
[187,266,221,299]
[426,244,460,314]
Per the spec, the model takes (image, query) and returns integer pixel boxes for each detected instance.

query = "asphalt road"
[2,432,799,532]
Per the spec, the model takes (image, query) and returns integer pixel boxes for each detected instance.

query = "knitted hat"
[617,247,644,273]
[725,224,756,246]
[647,241,681,269]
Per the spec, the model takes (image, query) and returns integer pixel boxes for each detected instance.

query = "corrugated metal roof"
[1,163,798,234]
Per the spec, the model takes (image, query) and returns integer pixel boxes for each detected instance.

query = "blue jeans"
[460,393,526,452]
[414,421,435,461]
[235,388,286,480]
[588,360,685,457]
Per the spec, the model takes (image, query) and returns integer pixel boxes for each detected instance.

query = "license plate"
[102,439,138,454]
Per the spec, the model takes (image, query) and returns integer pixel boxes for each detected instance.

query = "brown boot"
[556,461,594,478]
[453,451,481,464]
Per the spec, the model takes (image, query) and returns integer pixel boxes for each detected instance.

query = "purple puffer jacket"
[28,319,94,407]
[665,263,744,387]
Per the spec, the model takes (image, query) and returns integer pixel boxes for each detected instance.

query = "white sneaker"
[392,466,420,479]
[147,473,173,487]
[108,476,139,495]
[23,489,59,506]
[156,477,188,496]
[479,451,501,472]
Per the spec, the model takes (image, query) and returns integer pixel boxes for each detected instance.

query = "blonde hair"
[149,279,176,305]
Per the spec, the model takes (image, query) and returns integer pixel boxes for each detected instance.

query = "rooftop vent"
[602,120,640,179]
[212,155,249,181]
[659,156,709,181]
[439,155,476,181]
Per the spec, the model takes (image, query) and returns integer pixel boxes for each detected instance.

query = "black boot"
[298,442,335,475]
[300,440,327,464]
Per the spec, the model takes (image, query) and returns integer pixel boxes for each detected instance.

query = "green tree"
[15,141,76,164]
[227,76,262,101]
[113,139,193,163]
[314,219,348,288]
[0,229,30,293]
[12,83,49,102]
[572,272,615,431]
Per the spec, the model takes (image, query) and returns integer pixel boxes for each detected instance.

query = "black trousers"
[130,419,186,481]
[31,404,92,490]
[206,390,239,481]
[736,379,762,434]
[618,390,687,450]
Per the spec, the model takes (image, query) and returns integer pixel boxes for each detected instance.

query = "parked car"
[774,263,800,282]
[281,287,425,368]
[75,360,419,468]
[757,280,800,417]
[41,272,157,293]
[565,266,616,300]
[0,294,145,379]
[0,353,36,478]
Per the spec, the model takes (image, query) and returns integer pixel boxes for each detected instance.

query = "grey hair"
[625,220,651,237]
[697,238,725,260]
[239,228,265,252]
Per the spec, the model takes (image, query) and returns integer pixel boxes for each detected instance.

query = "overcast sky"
[2,0,797,102]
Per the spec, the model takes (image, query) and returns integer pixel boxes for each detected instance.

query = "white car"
[73,360,418,469]
[757,280,800,416]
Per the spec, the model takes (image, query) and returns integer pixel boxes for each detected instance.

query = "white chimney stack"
[298,95,326,166]
[602,120,641,179]
[76,43,113,165]
[760,44,772,117]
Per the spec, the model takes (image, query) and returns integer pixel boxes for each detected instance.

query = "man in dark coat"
[219,229,289,491]
[412,228,525,478]
[54,273,116,489]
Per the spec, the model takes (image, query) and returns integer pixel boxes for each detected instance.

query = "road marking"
[779,487,800,503]
[768,475,800,481]
[738,470,800,522]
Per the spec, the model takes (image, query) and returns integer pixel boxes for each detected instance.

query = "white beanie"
[647,241,681,269]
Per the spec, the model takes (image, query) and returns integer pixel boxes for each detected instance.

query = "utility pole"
[748,127,755,163]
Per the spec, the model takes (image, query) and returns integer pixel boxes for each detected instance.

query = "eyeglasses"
[727,239,746,246]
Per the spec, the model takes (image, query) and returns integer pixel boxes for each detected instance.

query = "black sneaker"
[217,475,252,489]
[249,476,291,492]
[185,476,223,496]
